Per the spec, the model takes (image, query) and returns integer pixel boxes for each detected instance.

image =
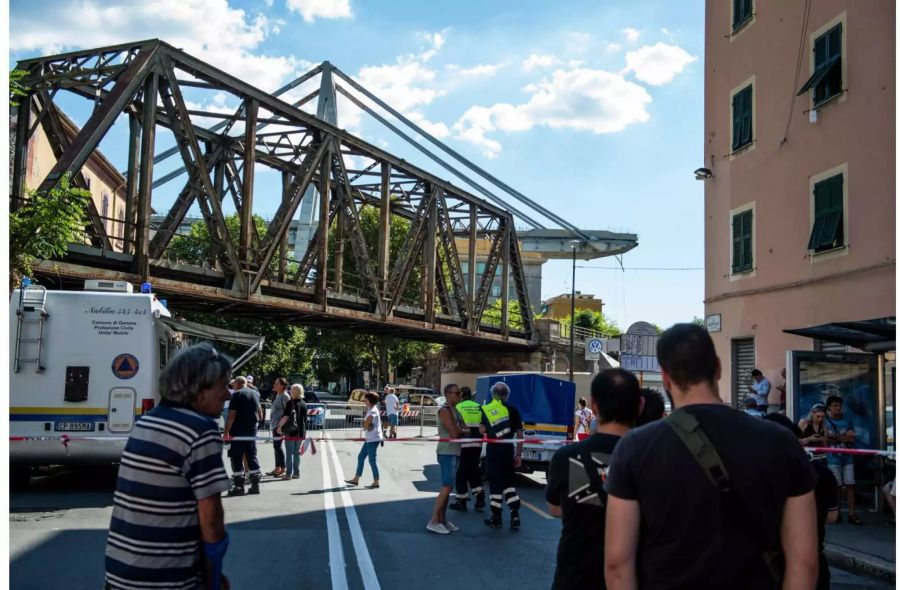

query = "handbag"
[665,409,785,589]
[282,403,300,436]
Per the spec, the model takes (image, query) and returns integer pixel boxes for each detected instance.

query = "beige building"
[703,1,895,403]
[19,109,129,251]
[540,292,603,320]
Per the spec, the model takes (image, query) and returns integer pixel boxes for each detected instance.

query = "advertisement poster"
[790,352,880,451]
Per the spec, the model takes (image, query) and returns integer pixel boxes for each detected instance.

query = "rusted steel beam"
[34,42,158,196]
[250,139,328,294]
[240,98,258,268]
[123,112,141,254]
[278,171,292,282]
[423,185,438,326]
[501,225,510,339]
[159,56,247,293]
[135,71,159,280]
[472,219,506,326]
[11,97,31,212]
[316,146,331,308]
[467,205,478,331]
[507,224,535,341]
[376,162,391,317]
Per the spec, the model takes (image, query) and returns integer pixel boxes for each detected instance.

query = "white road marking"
[326,435,382,590]
[320,436,349,590]
[520,499,554,520]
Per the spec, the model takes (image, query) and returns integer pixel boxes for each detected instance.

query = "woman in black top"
[798,403,827,447]
[277,384,307,480]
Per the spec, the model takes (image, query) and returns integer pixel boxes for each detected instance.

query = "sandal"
[848,514,863,525]
[366,482,380,489]
[344,479,359,486]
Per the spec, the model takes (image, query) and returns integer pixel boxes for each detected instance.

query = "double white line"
[320,433,381,590]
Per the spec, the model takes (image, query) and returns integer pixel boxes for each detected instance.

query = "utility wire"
[782,0,812,145]
[574,265,703,271]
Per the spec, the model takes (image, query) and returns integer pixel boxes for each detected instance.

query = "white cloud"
[606,42,622,53]
[661,27,675,40]
[624,42,697,86]
[454,68,652,158]
[417,28,449,62]
[408,111,450,138]
[285,0,352,23]
[456,63,504,77]
[10,0,303,92]
[522,54,561,72]
[622,27,640,42]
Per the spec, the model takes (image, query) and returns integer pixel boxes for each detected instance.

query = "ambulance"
[10,279,263,468]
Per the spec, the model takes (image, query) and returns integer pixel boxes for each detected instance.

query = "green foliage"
[482,298,525,330]
[560,308,622,337]
[326,203,419,301]
[9,69,28,106]
[691,316,705,327]
[10,174,90,287]
[164,213,299,274]
[180,311,314,382]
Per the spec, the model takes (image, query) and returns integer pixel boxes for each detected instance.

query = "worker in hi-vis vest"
[449,386,486,512]
[479,381,524,529]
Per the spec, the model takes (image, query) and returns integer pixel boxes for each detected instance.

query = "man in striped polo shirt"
[105,343,233,590]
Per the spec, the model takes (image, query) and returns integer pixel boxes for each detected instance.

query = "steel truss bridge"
[10,39,636,349]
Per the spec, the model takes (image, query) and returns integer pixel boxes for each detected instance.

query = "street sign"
[706,314,721,332]
[621,321,660,373]
[620,353,660,372]
[585,337,604,360]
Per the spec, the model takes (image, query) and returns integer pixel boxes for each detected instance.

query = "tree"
[560,308,622,337]
[691,316,705,327]
[10,174,90,288]
[9,69,28,106]
[481,298,526,330]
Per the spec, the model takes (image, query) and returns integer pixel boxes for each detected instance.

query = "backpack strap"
[665,409,732,492]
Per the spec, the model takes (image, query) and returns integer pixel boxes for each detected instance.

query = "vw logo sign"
[588,339,603,354]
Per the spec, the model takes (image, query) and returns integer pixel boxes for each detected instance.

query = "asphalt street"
[8,426,894,590]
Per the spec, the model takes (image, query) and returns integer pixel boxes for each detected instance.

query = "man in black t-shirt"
[762,413,839,590]
[546,368,642,590]
[224,376,263,496]
[604,324,819,590]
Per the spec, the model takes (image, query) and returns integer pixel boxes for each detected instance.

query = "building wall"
[541,293,603,319]
[23,114,129,251]
[704,1,895,402]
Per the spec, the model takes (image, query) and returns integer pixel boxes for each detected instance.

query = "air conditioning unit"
[83,280,133,293]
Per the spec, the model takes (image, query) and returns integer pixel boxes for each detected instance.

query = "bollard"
[419,396,425,438]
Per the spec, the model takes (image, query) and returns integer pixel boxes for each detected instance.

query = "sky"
[8,0,707,332]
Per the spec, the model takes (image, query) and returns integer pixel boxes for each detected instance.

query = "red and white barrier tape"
[8,436,897,456]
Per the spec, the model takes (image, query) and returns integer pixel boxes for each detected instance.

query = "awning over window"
[784,317,895,353]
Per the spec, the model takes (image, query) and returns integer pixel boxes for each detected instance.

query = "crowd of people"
[103,323,891,590]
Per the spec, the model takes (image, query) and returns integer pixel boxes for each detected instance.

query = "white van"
[10,280,262,467]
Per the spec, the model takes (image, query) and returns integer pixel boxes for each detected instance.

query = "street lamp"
[569,240,581,382]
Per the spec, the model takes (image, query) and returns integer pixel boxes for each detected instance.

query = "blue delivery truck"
[475,373,576,473]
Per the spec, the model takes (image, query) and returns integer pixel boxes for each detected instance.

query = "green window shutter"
[742,86,752,146]
[732,92,742,150]
[808,174,844,250]
[732,86,752,151]
[732,215,742,272]
[742,210,753,269]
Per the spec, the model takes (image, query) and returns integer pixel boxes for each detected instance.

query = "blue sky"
[9,0,706,331]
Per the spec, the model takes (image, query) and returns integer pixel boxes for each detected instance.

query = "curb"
[824,542,895,582]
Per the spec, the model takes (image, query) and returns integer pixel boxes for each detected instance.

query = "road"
[9,426,894,590]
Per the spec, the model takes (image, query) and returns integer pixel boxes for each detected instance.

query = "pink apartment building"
[703,0,895,403]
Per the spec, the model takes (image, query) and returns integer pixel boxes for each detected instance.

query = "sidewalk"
[825,510,896,582]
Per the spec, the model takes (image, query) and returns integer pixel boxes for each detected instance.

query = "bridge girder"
[12,39,535,346]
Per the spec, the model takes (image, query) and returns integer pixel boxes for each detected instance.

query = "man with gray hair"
[480,381,524,529]
[224,376,263,496]
[105,342,233,590]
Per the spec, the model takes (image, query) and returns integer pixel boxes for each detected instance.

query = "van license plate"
[522,450,541,461]
[55,421,95,432]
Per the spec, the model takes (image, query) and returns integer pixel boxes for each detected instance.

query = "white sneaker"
[444,522,459,532]
[426,521,450,535]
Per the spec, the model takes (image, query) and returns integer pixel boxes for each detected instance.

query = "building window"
[731,84,753,151]
[731,209,753,274]
[807,173,844,252]
[732,0,753,32]
[477,262,486,274]
[732,338,755,407]
[798,23,842,106]
[461,261,469,274]
[490,285,501,298]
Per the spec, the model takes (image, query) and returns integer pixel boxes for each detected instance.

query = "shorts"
[387,414,399,427]
[828,462,856,486]
[437,453,459,487]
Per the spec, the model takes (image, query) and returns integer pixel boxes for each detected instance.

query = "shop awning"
[783,317,895,353]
